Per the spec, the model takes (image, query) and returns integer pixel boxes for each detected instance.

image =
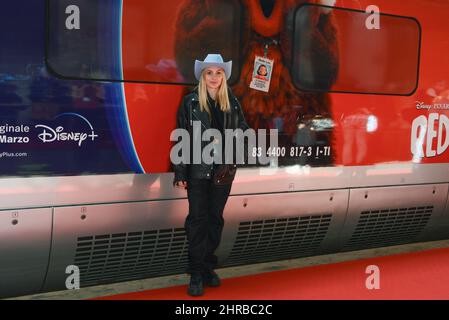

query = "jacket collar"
[190,87,233,129]
[191,87,199,101]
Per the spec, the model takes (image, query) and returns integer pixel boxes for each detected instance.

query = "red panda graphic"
[174,0,339,165]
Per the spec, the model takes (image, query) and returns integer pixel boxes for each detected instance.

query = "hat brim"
[194,60,232,81]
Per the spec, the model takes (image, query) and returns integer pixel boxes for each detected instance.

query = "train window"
[46,0,242,84]
[292,4,421,95]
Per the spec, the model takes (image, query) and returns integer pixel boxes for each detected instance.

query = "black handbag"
[213,164,237,185]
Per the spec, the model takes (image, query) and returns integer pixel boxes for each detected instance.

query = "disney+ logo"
[35,113,98,147]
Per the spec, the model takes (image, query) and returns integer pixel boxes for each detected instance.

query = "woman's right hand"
[174,180,187,190]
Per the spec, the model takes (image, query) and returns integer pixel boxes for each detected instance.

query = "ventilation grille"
[342,206,433,251]
[74,228,188,287]
[224,214,333,266]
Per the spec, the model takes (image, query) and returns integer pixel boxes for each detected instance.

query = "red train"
[0,0,448,298]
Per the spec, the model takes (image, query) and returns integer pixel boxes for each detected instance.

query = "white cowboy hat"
[194,54,232,81]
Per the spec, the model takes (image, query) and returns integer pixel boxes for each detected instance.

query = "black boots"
[202,270,221,287]
[187,271,221,296]
[187,273,204,296]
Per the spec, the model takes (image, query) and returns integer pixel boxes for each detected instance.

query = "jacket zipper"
[191,109,208,130]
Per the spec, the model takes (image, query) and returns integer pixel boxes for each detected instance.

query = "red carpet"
[95,247,449,300]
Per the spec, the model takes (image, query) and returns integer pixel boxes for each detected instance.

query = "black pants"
[185,178,233,275]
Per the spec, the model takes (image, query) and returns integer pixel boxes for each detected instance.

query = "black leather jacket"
[172,87,250,185]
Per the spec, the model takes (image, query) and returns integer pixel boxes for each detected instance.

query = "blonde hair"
[196,69,231,120]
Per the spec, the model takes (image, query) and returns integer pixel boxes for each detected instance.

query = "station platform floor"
[10,239,449,300]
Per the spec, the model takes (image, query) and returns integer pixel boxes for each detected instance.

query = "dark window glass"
[46,0,242,84]
[292,4,421,95]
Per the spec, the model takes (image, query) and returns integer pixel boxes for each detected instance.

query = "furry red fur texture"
[174,0,339,165]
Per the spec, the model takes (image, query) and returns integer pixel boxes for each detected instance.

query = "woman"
[255,64,268,81]
[172,54,249,296]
